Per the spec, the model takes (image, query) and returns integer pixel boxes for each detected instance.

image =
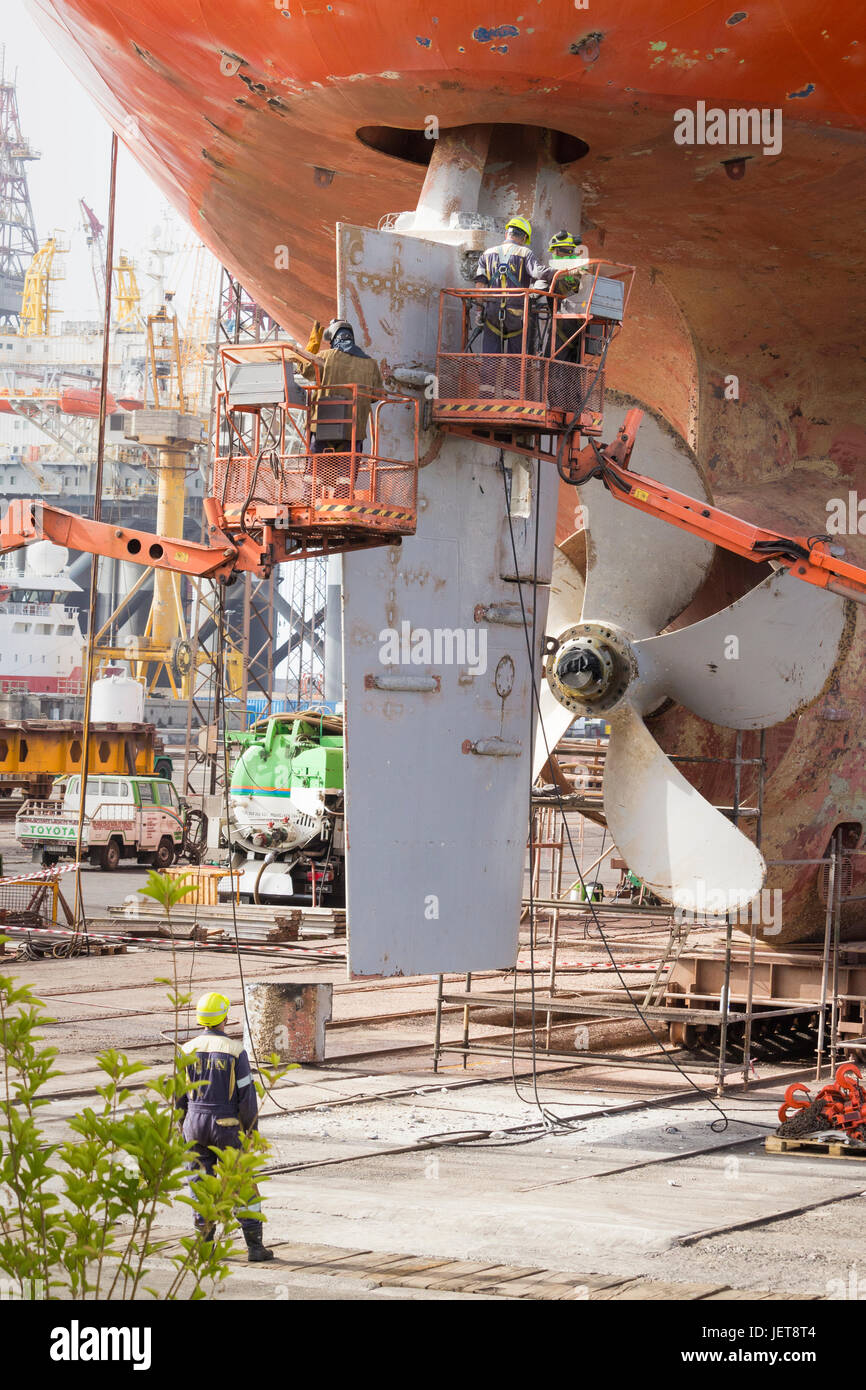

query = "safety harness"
[485,244,531,341]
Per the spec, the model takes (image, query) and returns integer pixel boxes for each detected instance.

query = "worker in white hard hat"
[301,318,384,452]
[474,216,552,396]
[176,991,274,1263]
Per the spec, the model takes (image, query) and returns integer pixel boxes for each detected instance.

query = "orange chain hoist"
[778,1064,866,1140]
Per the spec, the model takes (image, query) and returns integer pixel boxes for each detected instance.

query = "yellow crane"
[113,254,142,331]
[18,235,66,337]
[92,281,242,698]
[145,300,186,411]
[181,243,219,418]
[80,200,142,330]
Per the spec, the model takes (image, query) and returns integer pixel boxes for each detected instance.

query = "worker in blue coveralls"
[177,991,274,1263]
[474,216,552,396]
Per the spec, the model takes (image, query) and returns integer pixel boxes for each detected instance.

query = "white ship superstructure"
[0,542,83,692]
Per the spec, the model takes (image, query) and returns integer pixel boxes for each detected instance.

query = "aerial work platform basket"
[432,260,634,458]
[212,344,419,559]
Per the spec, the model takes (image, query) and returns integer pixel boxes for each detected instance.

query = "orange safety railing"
[211,344,419,551]
[433,259,634,437]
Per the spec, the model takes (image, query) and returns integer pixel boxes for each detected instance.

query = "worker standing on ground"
[177,991,274,1263]
[301,318,384,452]
[474,217,551,395]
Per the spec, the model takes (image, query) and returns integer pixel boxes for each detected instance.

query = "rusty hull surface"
[29,0,866,944]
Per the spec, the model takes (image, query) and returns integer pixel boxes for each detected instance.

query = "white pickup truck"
[16,774,185,870]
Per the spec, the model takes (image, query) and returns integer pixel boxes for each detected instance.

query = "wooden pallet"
[766,1134,866,1160]
[240,1240,821,1300]
[143,1229,816,1300]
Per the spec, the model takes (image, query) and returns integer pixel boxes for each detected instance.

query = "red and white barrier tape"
[1,920,344,956]
[1,922,109,943]
[0,860,83,888]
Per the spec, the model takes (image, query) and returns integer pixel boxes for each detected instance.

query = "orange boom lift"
[0,342,419,582]
[1,314,865,612]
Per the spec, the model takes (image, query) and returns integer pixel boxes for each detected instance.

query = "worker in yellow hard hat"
[176,991,274,1263]
[300,317,384,453]
[474,216,552,396]
[547,229,590,363]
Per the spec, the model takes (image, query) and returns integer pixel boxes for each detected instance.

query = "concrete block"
[243,980,333,1064]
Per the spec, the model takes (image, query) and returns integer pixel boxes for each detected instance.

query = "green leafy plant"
[139,869,199,1049]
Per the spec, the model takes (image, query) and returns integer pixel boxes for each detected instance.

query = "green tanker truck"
[223,710,344,904]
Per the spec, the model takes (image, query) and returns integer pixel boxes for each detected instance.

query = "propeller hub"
[546,623,636,715]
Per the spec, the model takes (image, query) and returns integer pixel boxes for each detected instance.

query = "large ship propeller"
[537,431,848,914]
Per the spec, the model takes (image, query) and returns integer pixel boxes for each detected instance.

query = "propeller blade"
[604,702,765,912]
[579,407,714,637]
[633,570,848,729]
[534,546,585,778]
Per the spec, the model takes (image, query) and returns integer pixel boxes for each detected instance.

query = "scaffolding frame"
[180,269,278,812]
[282,554,327,704]
[432,729,805,1095]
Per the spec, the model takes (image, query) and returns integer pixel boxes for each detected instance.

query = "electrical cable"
[493,453,586,1140]
[554,331,615,484]
[215,585,296,1116]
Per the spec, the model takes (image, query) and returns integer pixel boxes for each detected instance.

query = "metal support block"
[243,980,333,1064]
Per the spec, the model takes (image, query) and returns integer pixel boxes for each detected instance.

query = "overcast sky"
[4,1,205,322]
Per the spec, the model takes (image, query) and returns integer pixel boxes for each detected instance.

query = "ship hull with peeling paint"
[27,0,866,943]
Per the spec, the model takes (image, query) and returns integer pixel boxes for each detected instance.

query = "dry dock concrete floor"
[31,1053,863,1301]
[2,845,861,1300]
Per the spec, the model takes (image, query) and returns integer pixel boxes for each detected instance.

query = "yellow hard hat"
[549,229,577,254]
[506,215,532,241]
[196,991,230,1027]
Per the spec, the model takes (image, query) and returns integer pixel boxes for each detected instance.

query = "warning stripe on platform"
[315,502,414,522]
[436,402,547,418]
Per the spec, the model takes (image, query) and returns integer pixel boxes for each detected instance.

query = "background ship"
[0,540,83,692]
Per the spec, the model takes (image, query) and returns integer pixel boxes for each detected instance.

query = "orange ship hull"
[27,0,866,942]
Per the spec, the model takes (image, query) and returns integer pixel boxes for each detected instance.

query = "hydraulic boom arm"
[563,408,866,607]
[0,497,267,581]
[2,405,865,607]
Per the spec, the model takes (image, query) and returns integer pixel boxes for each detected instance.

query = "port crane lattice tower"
[0,55,39,332]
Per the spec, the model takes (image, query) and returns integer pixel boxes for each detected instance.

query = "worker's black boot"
[243,1221,274,1263]
[197,1221,216,1244]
